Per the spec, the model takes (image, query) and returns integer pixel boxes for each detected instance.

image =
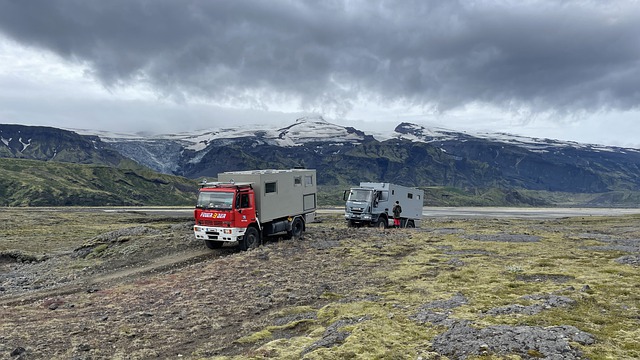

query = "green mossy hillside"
[0,158,198,206]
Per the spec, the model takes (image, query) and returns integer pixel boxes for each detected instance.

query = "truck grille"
[205,230,220,240]
[198,220,223,226]
[349,207,364,214]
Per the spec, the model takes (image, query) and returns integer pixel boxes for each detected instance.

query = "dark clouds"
[1,0,639,117]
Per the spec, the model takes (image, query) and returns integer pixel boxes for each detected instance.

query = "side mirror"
[343,190,349,201]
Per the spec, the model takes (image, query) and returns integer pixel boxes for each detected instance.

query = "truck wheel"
[375,218,387,229]
[406,220,415,228]
[239,227,260,251]
[204,240,223,249]
[290,217,304,238]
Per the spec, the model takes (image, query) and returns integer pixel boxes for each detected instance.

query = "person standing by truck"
[392,201,402,228]
[343,182,423,228]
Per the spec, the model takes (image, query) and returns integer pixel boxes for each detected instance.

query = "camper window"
[265,181,277,194]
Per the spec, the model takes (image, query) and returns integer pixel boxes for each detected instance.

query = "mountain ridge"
[3,118,640,197]
[0,124,141,168]
[70,116,640,152]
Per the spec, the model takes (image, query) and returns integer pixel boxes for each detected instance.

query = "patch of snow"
[368,131,395,142]
[188,148,212,164]
[19,137,31,151]
[587,145,616,153]
[273,117,364,145]
[1,136,10,146]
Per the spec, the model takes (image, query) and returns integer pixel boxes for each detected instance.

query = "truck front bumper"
[194,226,246,242]
[345,213,373,221]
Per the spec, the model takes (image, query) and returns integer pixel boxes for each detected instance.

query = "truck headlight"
[363,215,371,220]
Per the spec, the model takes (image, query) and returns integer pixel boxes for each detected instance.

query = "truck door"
[375,190,389,210]
[236,191,256,224]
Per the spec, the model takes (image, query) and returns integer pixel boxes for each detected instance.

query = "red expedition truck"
[194,169,317,250]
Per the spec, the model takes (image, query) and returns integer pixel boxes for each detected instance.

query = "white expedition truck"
[344,182,424,228]
[194,169,317,250]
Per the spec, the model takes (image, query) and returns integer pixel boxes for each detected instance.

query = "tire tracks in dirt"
[0,248,220,306]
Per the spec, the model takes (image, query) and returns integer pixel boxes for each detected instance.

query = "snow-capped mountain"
[74,116,639,157]
[4,117,640,195]
[84,116,371,151]
[393,122,640,154]
[71,116,374,174]
[74,116,640,176]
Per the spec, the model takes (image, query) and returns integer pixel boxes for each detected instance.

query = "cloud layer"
[1,0,639,120]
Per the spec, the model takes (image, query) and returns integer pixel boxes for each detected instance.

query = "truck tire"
[406,220,415,228]
[204,240,223,249]
[239,227,260,251]
[290,217,304,238]
[375,217,387,229]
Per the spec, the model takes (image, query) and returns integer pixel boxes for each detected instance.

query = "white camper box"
[218,169,317,223]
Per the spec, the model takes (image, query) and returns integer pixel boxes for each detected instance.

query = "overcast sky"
[1,0,640,147]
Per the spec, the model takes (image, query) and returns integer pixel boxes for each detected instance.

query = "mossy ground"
[0,208,172,254]
[1,210,639,359]
[213,215,639,359]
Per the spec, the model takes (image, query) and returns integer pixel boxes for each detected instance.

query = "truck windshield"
[197,191,234,210]
[348,189,372,202]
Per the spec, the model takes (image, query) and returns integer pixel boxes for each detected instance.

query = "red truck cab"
[193,183,257,249]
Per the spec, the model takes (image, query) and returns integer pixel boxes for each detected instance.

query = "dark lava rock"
[432,323,594,360]
[485,294,576,316]
[421,293,468,310]
[615,255,640,266]
[411,293,469,326]
[301,316,370,356]
[11,347,26,356]
[515,274,575,283]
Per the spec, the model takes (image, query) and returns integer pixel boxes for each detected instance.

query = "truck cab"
[344,187,389,227]
[194,183,257,249]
